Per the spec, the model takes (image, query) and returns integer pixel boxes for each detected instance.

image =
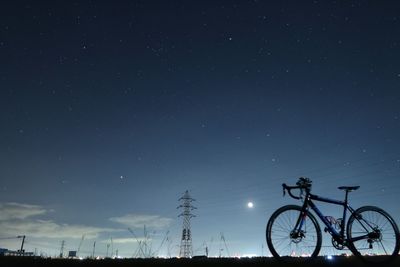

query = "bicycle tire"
[266,205,322,261]
[347,205,400,262]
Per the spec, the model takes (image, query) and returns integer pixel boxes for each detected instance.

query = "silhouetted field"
[1,256,399,267]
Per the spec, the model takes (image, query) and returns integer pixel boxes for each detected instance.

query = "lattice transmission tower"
[177,190,196,258]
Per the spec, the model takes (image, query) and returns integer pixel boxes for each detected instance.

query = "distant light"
[247,202,254,208]
[241,254,257,258]
[326,255,333,260]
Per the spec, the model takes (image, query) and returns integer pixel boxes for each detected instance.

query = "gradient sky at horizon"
[1,0,400,258]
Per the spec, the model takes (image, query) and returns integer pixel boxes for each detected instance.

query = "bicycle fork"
[290,210,308,240]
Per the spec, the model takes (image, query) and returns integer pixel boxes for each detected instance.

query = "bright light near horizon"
[241,253,258,258]
[247,202,254,208]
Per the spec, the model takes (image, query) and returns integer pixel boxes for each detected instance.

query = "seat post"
[344,190,349,205]
[341,190,350,237]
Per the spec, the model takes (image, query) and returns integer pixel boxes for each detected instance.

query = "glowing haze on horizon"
[0,1,400,258]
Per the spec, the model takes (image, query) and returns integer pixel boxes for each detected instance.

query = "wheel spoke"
[347,207,399,263]
[267,206,321,261]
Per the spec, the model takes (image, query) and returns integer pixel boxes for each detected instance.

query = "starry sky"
[1,0,400,258]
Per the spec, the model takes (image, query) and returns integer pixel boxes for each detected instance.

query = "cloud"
[109,214,173,229]
[100,237,147,244]
[0,202,47,221]
[0,220,114,239]
[0,202,116,239]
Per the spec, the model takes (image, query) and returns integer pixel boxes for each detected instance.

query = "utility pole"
[128,228,145,258]
[154,230,170,257]
[92,241,96,258]
[17,235,26,255]
[261,243,264,257]
[59,240,65,258]
[111,237,114,258]
[77,234,85,258]
[220,232,230,257]
[177,190,196,258]
[143,225,148,257]
[167,237,172,258]
[106,243,110,258]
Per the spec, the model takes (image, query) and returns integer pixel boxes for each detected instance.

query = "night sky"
[1,0,400,258]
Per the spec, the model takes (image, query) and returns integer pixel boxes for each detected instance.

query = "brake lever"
[282,184,286,197]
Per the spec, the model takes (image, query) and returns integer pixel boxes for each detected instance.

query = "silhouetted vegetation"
[1,256,399,267]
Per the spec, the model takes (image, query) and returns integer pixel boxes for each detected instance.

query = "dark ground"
[1,256,399,267]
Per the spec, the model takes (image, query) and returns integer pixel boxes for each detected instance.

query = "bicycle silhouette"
[266,177,400,262]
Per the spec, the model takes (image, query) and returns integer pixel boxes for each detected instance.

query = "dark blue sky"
[1,0,400,258]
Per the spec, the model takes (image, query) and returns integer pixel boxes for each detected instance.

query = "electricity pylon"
[177,190,196,258]
[59,240,65,258]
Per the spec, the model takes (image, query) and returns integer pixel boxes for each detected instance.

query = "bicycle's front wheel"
[347,206,400,262]
[266,205,322,260]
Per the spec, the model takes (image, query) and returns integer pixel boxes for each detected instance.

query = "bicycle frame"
[296,191,356,244]
[270,179,400,262]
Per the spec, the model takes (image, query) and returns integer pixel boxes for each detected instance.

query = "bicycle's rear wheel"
[266,205,322,261]
[347,206,400,263]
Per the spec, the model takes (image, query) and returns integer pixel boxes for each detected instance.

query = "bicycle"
[266,177,400,262]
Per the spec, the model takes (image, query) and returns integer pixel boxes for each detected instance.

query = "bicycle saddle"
[338,186,360,191]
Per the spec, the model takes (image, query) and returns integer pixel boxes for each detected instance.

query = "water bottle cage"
[325,216,342,230]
